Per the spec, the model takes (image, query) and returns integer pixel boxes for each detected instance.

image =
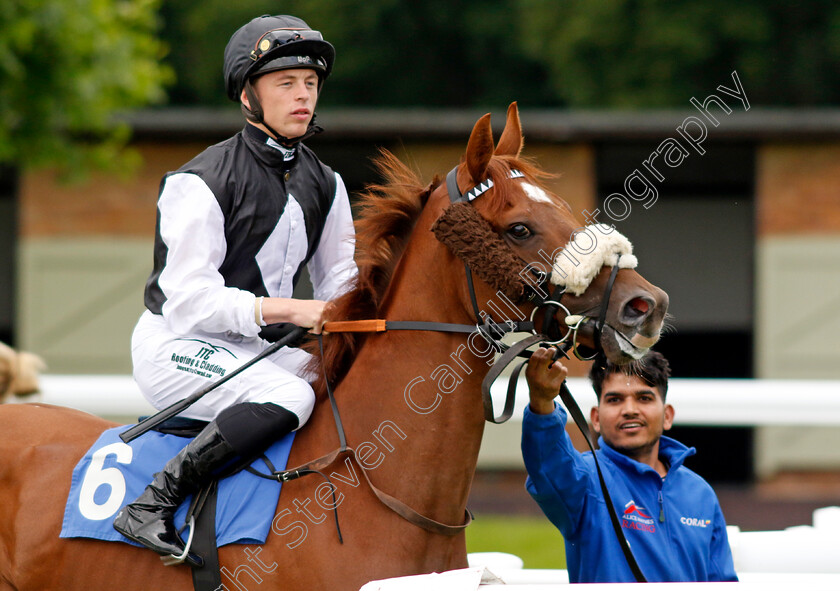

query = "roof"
[123,107,840,143]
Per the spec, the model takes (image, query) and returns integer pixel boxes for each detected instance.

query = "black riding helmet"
[224,15,335,143]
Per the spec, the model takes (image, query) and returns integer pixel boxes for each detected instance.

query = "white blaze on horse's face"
[521,182,553,204]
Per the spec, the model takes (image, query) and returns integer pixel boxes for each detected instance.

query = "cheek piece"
[431,201,528,303]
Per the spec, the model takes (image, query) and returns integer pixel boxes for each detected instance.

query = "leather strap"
[480,333,545,423]
[463,264,484,320]
[325,319,533,335]
[540,284,567,341]
[272,446,471,536]
[324,319,387,333]
[188,483,222,591]
[349,447,471,536]
[446,166,464,204]
[258,333,471,537]
[593,256,622,350]
[387,321,476,333]
[318,335,348,452]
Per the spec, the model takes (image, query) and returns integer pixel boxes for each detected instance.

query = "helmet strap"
[241,79,262,123]
[241,78,325,147]
[242,79,284,142]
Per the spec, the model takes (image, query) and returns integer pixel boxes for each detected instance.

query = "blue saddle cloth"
[61,425,294,547]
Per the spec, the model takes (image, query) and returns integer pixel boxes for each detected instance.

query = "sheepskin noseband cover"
[431,201,526,302]
[551,223,638,296]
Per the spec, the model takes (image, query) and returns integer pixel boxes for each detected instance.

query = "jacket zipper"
[658,490,665,522]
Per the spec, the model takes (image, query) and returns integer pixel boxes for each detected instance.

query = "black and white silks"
[143,124,357,339]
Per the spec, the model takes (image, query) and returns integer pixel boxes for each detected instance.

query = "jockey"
[113,14,357,565]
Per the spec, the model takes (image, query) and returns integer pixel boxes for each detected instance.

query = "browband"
[445,166,524,204]
[441,165,638,298]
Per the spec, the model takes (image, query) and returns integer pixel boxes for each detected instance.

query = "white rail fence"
[15,375,840,475]
[360,507,840,589]
[12,375,840,588]
[22,375,840,425]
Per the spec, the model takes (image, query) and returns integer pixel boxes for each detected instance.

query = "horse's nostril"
[625,297,650,319]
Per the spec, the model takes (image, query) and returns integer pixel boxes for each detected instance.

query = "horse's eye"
[507,223,532,240]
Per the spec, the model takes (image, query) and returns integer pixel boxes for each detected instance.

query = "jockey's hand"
[526,346,568,415]
[261,298,331,334]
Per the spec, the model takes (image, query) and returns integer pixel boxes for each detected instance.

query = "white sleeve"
[157,173,260,337]
[308,172,358,301]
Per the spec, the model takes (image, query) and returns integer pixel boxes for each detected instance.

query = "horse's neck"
[332,218,489,524]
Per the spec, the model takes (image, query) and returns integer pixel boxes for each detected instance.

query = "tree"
[515,0,840,108]
[0,0,172,175]
[157,0,840,110]
[158,0,557,109]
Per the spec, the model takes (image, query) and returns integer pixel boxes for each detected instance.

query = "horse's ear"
[494,102,523,157]
[465,113,494,182]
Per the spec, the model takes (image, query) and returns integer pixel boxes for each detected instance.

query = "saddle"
[61,417,295,591]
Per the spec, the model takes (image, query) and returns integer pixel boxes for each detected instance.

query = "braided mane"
[304,150,438,399]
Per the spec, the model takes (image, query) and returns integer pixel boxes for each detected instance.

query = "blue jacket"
[522,403,738,583]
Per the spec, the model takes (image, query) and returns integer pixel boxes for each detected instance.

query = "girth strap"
[187,483,222,590]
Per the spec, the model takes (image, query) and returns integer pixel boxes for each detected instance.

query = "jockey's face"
[243,68,319,141]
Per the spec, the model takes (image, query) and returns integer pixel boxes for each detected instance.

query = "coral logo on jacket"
[680,516,712,528]
[621,500,656,533]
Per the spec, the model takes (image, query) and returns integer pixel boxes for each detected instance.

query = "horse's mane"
[303,149,556,400]
[304,149,438,399]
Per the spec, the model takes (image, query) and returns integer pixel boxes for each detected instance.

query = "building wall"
[14,116,840,480]
[754,143,840,476]
[17,137,597,376]
[18,143,204,373]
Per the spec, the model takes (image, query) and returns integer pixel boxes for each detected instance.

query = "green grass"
[465,514,566,569]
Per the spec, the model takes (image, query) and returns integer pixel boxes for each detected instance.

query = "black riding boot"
[113,402,299,567]
[113,421,234,566]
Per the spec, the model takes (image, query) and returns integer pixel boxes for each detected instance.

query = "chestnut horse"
[0,103,668,591]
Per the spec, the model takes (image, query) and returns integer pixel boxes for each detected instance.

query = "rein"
[264,330,474,539]
[122,163,637,553]
[269,165,629,540]
[284,282,616,540]
[278,162,645,573]
[437,164,647,582]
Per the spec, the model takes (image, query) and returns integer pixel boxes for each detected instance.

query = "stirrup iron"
[160,516,198,566]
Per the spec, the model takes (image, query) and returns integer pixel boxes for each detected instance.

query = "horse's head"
[431,103,669,364]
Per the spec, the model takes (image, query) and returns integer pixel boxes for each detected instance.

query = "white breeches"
[131,311,316,426]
